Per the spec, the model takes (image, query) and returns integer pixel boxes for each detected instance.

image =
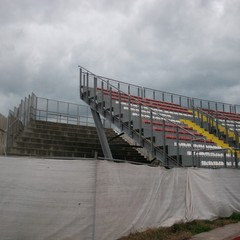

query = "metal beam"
[91,109,113,159]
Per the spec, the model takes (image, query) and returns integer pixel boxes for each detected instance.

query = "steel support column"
[91,108,113,159]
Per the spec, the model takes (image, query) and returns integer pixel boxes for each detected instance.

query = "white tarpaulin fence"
[0,157,239,240]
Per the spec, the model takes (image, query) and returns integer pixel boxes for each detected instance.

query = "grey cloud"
[0,0,240,116]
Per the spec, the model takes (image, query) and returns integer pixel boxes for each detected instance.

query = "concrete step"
[16,133,128,146]
[8,146,98,158]
[8,146,147,161]
[7,120,148,163]
[30,121,115,135]
[13,140,144,155]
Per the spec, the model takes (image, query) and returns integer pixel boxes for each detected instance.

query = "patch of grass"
[118,212,240,240]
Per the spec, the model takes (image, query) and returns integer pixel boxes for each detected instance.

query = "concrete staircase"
[7,120,148,163]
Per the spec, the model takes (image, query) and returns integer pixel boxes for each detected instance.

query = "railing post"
[216,115,219,138]
[35,96,38,120]
[225,119,228,143]
[197,152,200,168]
[27,95,30,125]
[57,101,59,123]
[163,120,166,165]
[118,91,122,129]
[191,139,194,167]
[150,110,154,155]
[200,109,203,128]
[206,112,209,132]
[153,91,156,100]
[86,72,89,101]
[128,95,132,135]
[176,126,180,166]
[192,105,195,122]
[234,151,238,168]
[77,105,80,125]
[67,103,69,124]
[109,87,113,123]
[139,103,142,145]
[101,81,104,115]
[140,87,144,99]
[224,151,227,168]
[79,67,82,97]
[236,131,239,149]
[24,97,27,126]
[192,99,195,110]
[93,77,97,103]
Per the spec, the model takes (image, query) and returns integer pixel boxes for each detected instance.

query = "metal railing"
[6,93,109,151]
[34,96,96,126]
[193,148,239,168]
[83,68,240,114]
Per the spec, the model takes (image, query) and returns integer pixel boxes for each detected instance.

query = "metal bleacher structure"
[79,66,240,168]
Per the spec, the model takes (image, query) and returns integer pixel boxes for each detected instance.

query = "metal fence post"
[176,126,180,166]
[150,110,154,155]
[128,95,132,135]
[234,151,238,168]
[79,67,82,97]
[224,151,227,168]
[139,103,142,145]
[163,120,166,166]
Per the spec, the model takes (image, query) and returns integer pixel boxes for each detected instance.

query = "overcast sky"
[0,0,240,116]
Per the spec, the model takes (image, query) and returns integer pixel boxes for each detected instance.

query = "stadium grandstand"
[78,66,240,169]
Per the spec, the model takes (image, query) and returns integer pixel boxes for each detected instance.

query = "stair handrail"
[79,66,208,166]
[110,111,179,167]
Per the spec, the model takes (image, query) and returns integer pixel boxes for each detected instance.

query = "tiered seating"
[93,86,236,167]
[143,119,213,143]
[201,108,240,134]
[98,88,216,144]
[97,88,192,117]
[204,109,240,121]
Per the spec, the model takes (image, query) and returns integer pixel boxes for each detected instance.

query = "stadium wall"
[0,157,239,240]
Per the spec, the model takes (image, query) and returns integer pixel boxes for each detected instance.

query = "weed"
[118,212,240,240]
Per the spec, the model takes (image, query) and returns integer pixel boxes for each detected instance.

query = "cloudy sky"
[0,0,240,116]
